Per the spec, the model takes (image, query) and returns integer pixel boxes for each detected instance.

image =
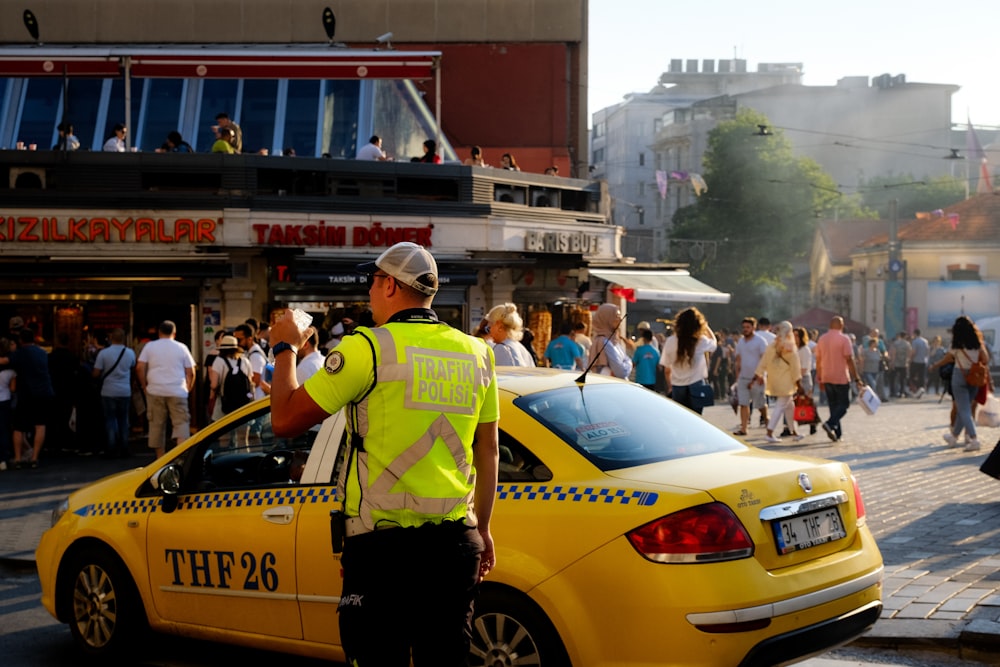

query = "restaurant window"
[103,77,146,148]
[321,79,361,158]
[139,79,184,151]
[16,78,61,149]
[283,80,321,157]
[239,79,279,154]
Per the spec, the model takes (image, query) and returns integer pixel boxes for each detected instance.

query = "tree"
[858,174,964,219]
[670,109,868,317]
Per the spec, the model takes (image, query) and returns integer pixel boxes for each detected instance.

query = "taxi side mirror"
[151,464,183,513]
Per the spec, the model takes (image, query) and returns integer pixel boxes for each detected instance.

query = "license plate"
[772,507,846,555]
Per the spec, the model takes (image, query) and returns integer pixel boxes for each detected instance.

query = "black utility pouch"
[330,509,345,553]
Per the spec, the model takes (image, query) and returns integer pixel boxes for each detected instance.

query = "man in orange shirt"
[814,316,864,441]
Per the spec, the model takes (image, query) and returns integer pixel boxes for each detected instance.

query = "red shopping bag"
[793,394,817,424]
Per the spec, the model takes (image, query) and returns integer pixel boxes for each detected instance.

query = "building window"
[593,147,604,163]
[638,152,645,166]
[638,181,645,197]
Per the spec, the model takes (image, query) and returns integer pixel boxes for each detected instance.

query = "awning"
[588,269,731,304]
[0,46,440,80]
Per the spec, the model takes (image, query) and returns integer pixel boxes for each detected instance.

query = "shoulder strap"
[101,346,128,380]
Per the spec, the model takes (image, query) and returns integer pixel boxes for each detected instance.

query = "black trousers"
[339,521,484,666]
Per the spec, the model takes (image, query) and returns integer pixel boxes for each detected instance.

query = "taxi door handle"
[262,506,295,525]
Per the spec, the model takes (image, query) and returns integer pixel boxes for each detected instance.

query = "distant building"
[592,58,960,263]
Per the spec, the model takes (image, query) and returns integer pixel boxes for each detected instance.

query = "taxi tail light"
[851,474,867,522]
[626,502,754,564]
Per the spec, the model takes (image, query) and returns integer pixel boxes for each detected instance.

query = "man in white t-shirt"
[137,320,196,458]
[295,329,325,385]
[356,135,390,161]
[235,322,269,400]
[733,317,769,435]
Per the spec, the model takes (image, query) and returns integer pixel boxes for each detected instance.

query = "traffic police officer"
[270,242,499,666]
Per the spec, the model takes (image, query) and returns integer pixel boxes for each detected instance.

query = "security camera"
[375,32,393,44]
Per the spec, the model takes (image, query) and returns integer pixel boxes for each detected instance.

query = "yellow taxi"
[37,368,883,666]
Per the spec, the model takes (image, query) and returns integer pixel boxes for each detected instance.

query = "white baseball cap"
[357,242,439,296]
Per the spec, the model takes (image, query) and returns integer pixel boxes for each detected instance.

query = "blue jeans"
[824,383,850,439]
[950,371,979,441]
[102,396,131,455]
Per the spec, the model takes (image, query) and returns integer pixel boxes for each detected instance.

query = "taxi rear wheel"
[64,546,145,656]
[470,589,570,667]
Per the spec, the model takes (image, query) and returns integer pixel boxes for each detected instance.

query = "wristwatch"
[272,341,298,357]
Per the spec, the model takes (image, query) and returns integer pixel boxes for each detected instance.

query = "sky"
[588,0,1000,131]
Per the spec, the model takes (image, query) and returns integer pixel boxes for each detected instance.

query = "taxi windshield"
[514,383,743,471]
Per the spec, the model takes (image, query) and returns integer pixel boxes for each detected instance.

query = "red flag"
[610,287,636,303]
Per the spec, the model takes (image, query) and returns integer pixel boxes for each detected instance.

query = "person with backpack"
[207,335,254,421]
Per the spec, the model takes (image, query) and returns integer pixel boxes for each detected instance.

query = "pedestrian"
[53,121,80,151]
[889,332,911,398]
[463,145,487,167]
[732,317,768,436]
[754,321,803,442]
[92,328,137,458]
[586,303,633,379]
[794,326,818,435]
[212,127,235,154]
[659,307,717,413]
[500,152,520,171]
[929,315,990,452]
[631,329,660,390]
[571,321,592,360]
[294,328,325,385]
[268,241,499,667]
[815,316,864,442]
[103,123,127,152]
[484,303,535,367]
[357,134,390,161]
[0,341,15,469]
[202,329,228,422]
[162,130,193,153]
[544,321,584,370]
[927,335,945,395]
[909,328,929,397]
[136,320,196,459]
[2,328,55,468]
[235,322,269,399]
[215,112,242,153]
[860,339,883,391]
[414,139,441,164]
[709,330,730,398]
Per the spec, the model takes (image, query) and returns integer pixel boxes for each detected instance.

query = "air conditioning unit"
[531,188,560,209]
[9,167,46,189]
[494,186,525,205]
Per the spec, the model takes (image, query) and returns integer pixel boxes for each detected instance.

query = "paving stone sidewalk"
[702,393,1000,661]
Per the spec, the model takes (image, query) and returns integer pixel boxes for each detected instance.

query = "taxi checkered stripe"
[177,487,337,511]
[76,487,338,517]
[497,484,658,506]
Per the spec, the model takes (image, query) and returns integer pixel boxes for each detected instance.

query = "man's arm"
[472,420,499,581]
[269,317,331,437]
[136,361,148,391]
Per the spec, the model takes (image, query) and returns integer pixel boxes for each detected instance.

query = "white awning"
[588,269,731,304]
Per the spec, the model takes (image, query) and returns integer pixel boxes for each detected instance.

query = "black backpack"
[220,358,254,413]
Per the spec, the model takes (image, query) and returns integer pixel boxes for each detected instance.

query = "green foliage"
[858,174,965,219]
[671,109,866,310]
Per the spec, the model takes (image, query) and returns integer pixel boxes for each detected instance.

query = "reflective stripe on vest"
[347,326,493,534]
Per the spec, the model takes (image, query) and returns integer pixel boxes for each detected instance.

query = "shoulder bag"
[962,350,989,388]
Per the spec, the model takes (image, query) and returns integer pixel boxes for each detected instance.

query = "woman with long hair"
[485,303,534,367]
[587,303,633,379]
[930,316,990,451]
[659,307,717,414]
[754,321,803,442]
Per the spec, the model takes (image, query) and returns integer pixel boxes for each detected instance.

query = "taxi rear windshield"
[514,383,743,471]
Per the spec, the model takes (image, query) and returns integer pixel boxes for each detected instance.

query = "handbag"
[980,440,1000,480]
[793,393,817,424]
[976,392,1000,427]
[962,350,989,387]
[858,384,881,415]
[688,381,715,410]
